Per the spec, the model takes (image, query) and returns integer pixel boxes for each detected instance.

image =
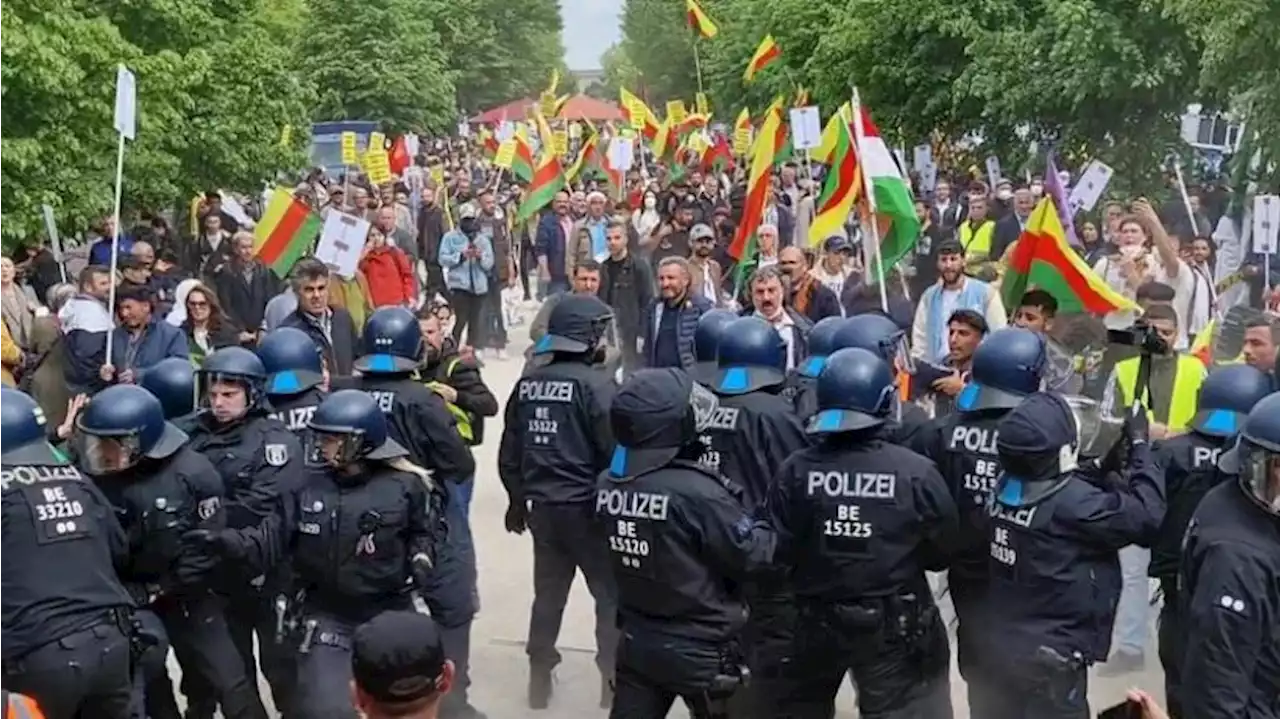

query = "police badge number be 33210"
[265,444,289,467]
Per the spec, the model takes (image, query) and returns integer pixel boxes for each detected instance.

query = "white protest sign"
[404,133,421,158]
[456,123,471,138]
[41,205,61,260]
[984,156,1002,186]
[1252,195,1279,255]
[789,106,822,151]
[114,65,137,140]
[218,192,254,229]
[912,144,932,170]
[315,212,370,280]
[608,138,635,172]
[919,163,938,194]
[497,122,515,141]
[1067,160,1114,213]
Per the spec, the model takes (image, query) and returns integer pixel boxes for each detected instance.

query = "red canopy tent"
[469,94,624,124]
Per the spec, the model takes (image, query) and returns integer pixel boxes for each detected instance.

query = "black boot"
[528,666,554,709]
[600,674,614,709]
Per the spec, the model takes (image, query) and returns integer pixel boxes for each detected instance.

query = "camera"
[1106,319,1168,355]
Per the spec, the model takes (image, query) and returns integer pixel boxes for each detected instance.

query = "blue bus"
[310,120,379,176]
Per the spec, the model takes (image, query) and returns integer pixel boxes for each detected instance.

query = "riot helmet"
[354,307,422,374]
[257,327,325,395]
[831,313,912,372]
[713,316,787,395]
[607,368,720,478]
[1220,392,1280,516]
[1,387,65,466]
[75,385,187,475]
[198,346,268,422]
[798,316,851,379]
[957,328,1047,412]
[533,294,616,362]
[139,357,199,421]
[306,389,408,469]
[693,309,738,381]
[1189,364,1274,438]
[807,348,896,434]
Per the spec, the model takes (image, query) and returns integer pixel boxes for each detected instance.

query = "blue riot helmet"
[354,307,422,374]
[831,313,913,372]
[257,327,325,396]
[694,309,739,379]
[533,294,616,357]
[797,316,850,378]
[75,385,188,475]
[139,357,199,421]
[1219,392,1280,515]
[713,316,787,395]
[956,327,1047,412]
[197,346,268,419]
[307,389,408,468]
[1189,365,1275,438]
[1,387,65,466]
[807,348,897,434]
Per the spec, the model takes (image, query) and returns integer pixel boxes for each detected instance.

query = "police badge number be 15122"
[265,444,289,467]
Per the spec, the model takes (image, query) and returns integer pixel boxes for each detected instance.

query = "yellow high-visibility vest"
[959,220,995,259]
[421,358,474,442]
[1114,354,1205,432]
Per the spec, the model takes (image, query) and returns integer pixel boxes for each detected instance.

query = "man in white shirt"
[1182,236,1216,343]
[748,265,811,371]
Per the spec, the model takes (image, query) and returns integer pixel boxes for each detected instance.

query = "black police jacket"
[188,413,303,531]
[1149,431,1231,580]
[228,463,441,623]
[914,407,1007,582]
[1179,482,1280,719]
[982,443,1165,665]
[499,358,616,505]
[889,401,930,449]
[1,463,135,661]
[698,389,810,512]
[340,375,476,482]
[95,448,228,599]
[767,435,957,602]
[781,372,818,420]
[595,459,774,643]
[267,388,326,434]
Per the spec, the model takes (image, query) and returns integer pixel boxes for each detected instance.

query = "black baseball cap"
[352,611,448,706]
[608,369,702,477]
[533,295,613,355]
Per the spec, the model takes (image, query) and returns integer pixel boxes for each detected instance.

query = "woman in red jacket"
[359,224,416,308]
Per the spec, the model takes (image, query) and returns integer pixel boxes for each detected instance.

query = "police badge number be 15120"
[265,444,289,467]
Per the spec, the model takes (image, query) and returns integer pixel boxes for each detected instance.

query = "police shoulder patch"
[197,497,221,521]
[264,443,289,467]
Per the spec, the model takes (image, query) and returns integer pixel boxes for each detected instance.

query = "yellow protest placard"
[368,132,386,154]
[429,165,445,186]
[340,132,358,165]
[494,139,516,169]
[568,122,582,140]
[687,132,709,153]
[552,130,569,155]
[695,92,710,116]
[666,100,687,125]
[367,162,392,186]
[539,92,558,118]
[733,128,753,155]
[628,101,646,131]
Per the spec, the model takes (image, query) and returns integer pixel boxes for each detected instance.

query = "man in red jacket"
[360,225,416,308]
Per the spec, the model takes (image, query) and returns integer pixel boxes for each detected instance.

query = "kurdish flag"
[1002,198,1139,314]
[854,101,919,276]
[511,134,536,183]
[254,188,321,279]
[744,35,780,83]
[566,131,599,183]
[809,107,860,246]
[729,98,787,270]
[686,0,718,38]
[620,88,661,140]
[515,113,566,223]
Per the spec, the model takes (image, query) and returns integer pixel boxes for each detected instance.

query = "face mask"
[644,197,657,210]
[996,189,1013,201]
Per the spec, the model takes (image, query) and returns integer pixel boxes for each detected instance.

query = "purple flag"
[1045,154,1080,247]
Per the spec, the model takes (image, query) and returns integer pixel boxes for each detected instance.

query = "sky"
[561,0,624,70]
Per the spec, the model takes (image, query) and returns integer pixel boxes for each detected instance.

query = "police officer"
[258,326,328,433]
[700,315,808,715]
[1150,364,1273,717]
[74,384,268,719]
[766,348,956,717]
[1178,391,1280,719]
[191,389,444,718]
[911,326,1046,712]
[781,315,848,419]
[978,392,1163,718]
[498,294,621,709]
[693,308,738,383]
[830,313,929,446]
[600,369,774,718]
[1,388,136,719]
[347,307,485,718]
[139,356,200,428]
[182,346,303,717]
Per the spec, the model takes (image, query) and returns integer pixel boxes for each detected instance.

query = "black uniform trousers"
[181,588,294,717]
[776,600,953,719]
[610,630,745,719]
[148,593,268,719]
[734,585,798,718]
[946,572,989,715]
[2,619,133,719]
[1156,577,1184,719]
[966,654,1089,719]
[526,501,620,678]
[291,611,364,719]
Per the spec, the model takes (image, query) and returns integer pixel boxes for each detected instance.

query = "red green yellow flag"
[254,188,321,278]
[511,135,535,183]
[515,113,566,223]
[810,108,860,245]
[686,0,718,38]
[744,35,781,83]
[729,98,787,266]
[620,88,661,141]
[1002,198,1140,314]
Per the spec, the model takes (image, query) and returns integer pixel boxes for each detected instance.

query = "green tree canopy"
[440,0,569,115]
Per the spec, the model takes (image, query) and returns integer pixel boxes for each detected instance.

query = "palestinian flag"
[744,35,780,83]
[809,108,859,245]
[511,135,536,183]
[855,102,920,276]
[729,98,787,287]
[515,113,566,223]
[254,188,321,278]
[1002,198,1139,315]
[686,0,718,38]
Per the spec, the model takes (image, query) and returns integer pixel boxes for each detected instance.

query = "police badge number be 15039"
[265,444,289,467]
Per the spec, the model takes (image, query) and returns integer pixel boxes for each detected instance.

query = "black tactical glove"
[504,500,529,535]
[183,529,243,559]
[1123,402,1150,447]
